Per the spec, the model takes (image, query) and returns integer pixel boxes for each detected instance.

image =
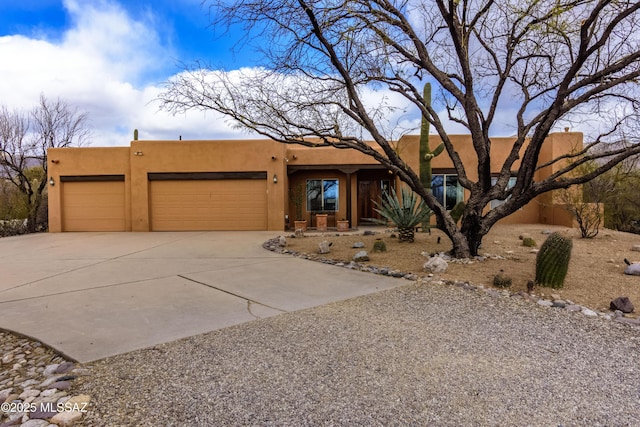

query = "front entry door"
[358,177,391,223]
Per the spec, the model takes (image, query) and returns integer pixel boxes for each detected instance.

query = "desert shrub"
[0,219,27,237]
[371,186,432,243]
[373,240,387,252]
[522,237,536,247]
[536,232,573,289]
[493,271,512,288]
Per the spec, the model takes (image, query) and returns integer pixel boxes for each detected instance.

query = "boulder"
[278,236,287,247]
[423,256,448,273]
[317,240,331,254]
[610,296,634,313]
[353,251,369,262]
[352,242,365,248]
[624,263,640,276]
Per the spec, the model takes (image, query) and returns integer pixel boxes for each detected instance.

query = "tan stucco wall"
[48,132,582,232]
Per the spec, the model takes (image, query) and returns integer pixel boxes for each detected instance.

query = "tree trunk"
[436,212,472,258]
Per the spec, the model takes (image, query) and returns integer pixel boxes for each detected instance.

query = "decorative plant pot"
[316,214,328,231]
[294,220,307,231]
[337,220,349,231]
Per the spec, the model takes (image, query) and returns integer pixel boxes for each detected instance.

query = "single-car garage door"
[149,173,268,231]
[62,178,126,231]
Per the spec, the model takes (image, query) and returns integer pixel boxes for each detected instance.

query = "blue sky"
[0,0,576,146]
[0,0,265,145]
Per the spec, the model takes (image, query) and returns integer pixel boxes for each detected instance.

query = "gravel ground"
[76,280,640,427]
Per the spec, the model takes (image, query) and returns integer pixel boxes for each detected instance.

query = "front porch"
[286,164,396,231]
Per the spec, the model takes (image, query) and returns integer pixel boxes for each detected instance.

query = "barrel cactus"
[535,232,573,289]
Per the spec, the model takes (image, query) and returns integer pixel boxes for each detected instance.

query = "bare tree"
[0,95,90,232]
[159,0,640,257]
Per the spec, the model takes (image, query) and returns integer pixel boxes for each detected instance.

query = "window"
[432,174,463,210]
[490,177,517,209]
[307,179,339,211]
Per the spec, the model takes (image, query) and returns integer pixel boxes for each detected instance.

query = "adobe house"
[47,132,581,232]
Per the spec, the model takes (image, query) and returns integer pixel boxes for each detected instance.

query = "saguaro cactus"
[133,129,139,141]
[419,82,444,192]
[535,232,573,289]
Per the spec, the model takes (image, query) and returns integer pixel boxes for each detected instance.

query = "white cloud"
[0,0,247,146]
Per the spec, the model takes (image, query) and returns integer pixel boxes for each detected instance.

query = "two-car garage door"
[149,179,267,231]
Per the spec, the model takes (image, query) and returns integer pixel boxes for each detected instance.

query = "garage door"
[62,179,126,231]
[149,178,268,231]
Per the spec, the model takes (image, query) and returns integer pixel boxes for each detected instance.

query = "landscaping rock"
[0,388,12,404]
[632,245,640,252]
[352,242,365,248]
[317,241,331,254]
[277,236,287,247]
[353,251,369,262]
[20,420,50,427]
[615,317,640,326]
[624,263,640,276]
[50,409,83,427]
[610,297,634,313]
[423,256,448,273]
[295,229,304,238]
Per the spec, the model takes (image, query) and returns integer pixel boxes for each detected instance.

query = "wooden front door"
[358,176,391,223]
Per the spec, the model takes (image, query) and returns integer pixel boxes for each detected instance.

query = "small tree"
[560,192,602,238]
[0,95,90,232]
[558,159,603,238]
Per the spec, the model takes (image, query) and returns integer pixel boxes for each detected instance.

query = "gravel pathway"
[75,280,640,426]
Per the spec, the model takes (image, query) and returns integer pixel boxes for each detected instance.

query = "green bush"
[373,239,387,252]
[536,232,573,289]
[522,237,536,247]
[493,271,512,288]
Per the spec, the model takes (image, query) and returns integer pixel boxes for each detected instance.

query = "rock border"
[264,235,640,328]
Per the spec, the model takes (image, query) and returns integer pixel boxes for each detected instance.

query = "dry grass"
[287,224,640,314]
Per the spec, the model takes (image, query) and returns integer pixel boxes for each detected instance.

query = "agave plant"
[372,186,432,242]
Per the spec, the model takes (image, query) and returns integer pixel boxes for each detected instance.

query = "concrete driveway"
[0,231,403,362]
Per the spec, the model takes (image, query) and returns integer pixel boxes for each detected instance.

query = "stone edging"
[263,236,640,328]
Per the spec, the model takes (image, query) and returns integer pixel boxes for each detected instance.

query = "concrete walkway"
[0,231,403,362]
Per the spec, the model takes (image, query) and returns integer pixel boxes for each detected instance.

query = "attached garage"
[61,176,126,232]
[148,172,268,231]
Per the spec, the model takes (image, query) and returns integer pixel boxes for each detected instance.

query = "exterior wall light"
[49,177,55,186]
[273,174,278,183]
[134,151,143,156]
